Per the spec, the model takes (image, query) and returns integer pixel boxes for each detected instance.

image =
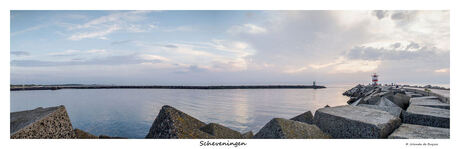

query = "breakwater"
[10,85,325,91]
[10,84,449,139]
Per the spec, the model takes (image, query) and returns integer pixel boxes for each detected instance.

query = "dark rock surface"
[290,111,314,124]
[10,105,76,139]
[199,123,244,139]
[314,105,401,138]
[388,124,449,139]
[254,118,330,139]
[145,105,214,138]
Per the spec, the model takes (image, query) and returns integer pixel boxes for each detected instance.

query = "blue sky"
[10,10,450,85]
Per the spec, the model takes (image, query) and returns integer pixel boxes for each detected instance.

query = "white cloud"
[68,25,120,40]
[283,66,308,74]
[227,24,267,34]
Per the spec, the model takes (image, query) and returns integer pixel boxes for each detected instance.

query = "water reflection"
[11,85,352,138]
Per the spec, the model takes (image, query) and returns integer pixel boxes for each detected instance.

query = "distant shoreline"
[10,85,326,91]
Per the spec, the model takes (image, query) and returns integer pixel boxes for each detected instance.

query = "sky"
[10,10,450,86]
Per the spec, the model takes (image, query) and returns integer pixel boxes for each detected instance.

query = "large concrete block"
[10,105,76,139]
[410,96,439,100]
[376,97,400,108]
[254,118,330,139]
[313,105,401,138]
[402,105,449,128]
[145,105,214,138]
[410,98,449,110]
[199,123,244,139]
[290,111,314,124]
[386,93,410,109]
[358,104,402,117]
[388,124,449,139]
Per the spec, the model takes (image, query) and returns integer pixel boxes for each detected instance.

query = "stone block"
[388,124,449,139]
[10,105,76,139]
[386,93,410,109]
[402,105,449,128]
[358,104,402,117]
[313,105,401,138]
[290,111,314,124]
[145,105,214,138]
[199,123,244,139]
[410,98,450,110]
[254,118,330,139]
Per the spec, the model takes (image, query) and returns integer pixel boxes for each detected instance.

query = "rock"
[363,96,380,105]
[324,105,330,108]
[242,131,254,138]
[199,123,244,139]
[402,105,449,128]
[313,105,401,138]
[385,93,410,109]
[254,118,330,139]
[145,105,214,139]
[11,105,76,139]
[376,97,400,108]
[388,124,449,139]
[358,104,402,117]
[290,111,314,124]
[74,129,98,139]
[410,98,450,110]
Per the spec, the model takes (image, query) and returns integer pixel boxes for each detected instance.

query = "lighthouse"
[372,73,378,85]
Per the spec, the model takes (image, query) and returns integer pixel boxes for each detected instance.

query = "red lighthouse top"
[372,73,378,85]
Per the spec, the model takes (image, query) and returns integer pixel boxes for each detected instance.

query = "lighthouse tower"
[372,73,379,85]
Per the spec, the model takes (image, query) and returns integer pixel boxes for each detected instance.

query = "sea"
[11,85,353,138]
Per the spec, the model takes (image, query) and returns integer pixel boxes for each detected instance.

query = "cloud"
[67,11,154,40]
[11,51,30,56]
[164,44,178,48]
[373,10,388,20]
[11,24,48,36]
[111,40,132,45]
[11,54,165,67]
[227,24,267,34]
[48,49,107,57]
[68,25,120,40]
[344,42,449,62]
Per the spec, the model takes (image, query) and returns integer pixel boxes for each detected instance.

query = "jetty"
[10,84,325,91]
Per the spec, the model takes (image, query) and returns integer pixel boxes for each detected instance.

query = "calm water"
[10,85,351,138]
